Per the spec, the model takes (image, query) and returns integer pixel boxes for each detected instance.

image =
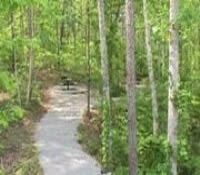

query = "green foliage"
[101,99,111,166]
[110,91,170,174]
[78,123,101,159]
[15,155,43,175]
[0,104,25,132]
[0,72,16,94]
[111,98,129,170]
[138,135,170,175]
[0,0,200,174]
[99,79,200,174]
[115,166,129,175]
[0,169,5,175]
[176,81,200,174]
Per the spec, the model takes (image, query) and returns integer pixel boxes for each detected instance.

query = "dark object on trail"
[65,79,71,90]
[61,76,73,90]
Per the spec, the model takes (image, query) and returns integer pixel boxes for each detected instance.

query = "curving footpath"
[35,85,101,175]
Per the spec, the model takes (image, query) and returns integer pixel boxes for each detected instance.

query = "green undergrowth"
[77,110,102,162]
[78,124,101,160]
[0,100,45,175]
[0,70,59,175]
[15,152,42,175]
[78,80,200,175]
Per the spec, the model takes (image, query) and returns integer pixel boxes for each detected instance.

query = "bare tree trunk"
[11,13,16,74]
[26,7,34,105]
[58,0,67,69]
[143,0,159,135]
[20,7,25,62]
[168,0,180,174]
[60,1,65,48]
[98,0,112,166]
[98,0,110,99]
[11,12,22,106]
[56,20,60,65]
[87,0,91,115]
[125,0,138,174]
[73,18,77,58]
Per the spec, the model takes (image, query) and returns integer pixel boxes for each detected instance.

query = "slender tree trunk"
[11,12,22,106]
[11,13,16,73]
[87,0,91,115]
[26,7,34,105]
[125,0,138,174]
[59,0,67,69]
[56,20,60,64]
[98,0,112,166]
[143,0,159,135]
[159,0,166,79]
[72,11,77,58]
[98,0,110,99]
[20,7,25,62]
[168,0,180,174]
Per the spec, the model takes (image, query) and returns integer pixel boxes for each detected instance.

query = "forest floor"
[0,70,58,175]
[0,93,47,174]
[35,84,101,175]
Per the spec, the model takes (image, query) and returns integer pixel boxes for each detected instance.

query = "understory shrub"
[0,104,25,132]
[138,135,170,175]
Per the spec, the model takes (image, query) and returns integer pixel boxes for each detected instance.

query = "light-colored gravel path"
[35,85,101,175]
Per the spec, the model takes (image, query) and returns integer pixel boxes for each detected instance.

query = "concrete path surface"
[35,85,101,175]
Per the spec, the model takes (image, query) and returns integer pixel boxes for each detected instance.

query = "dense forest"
[0,0,200,174]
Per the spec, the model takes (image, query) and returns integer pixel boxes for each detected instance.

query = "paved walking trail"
[35,85,101,175]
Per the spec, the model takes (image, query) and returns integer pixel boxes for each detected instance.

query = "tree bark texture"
[125,0,138,174]
[143,0,159,135]
[98,0,110,99]
[26,7,34,105]
[168,0,180,174]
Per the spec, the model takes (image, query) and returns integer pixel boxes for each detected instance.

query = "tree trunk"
[87,0,91,115]
[168,0,180,174]
[26,7,34,105]
[56,20,60,65]
[125,0,138,174]
[11,13,16,74]
[20,7,25,63]
[58,0,67,69]
[142,0,159,135]
[98,0,112,166]
[11,12,22,106]
[98,0,110,99]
